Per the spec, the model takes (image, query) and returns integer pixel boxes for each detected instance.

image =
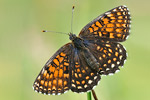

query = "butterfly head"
[69,33,77,41]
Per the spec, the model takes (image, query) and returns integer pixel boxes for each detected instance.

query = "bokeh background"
[1,0,150,100]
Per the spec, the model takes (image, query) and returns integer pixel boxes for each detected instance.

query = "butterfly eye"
[69,33,77,40]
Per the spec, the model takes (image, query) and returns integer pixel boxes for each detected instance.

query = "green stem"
[87,91,92,100]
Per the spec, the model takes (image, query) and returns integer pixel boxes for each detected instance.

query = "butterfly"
[33,5,131,95]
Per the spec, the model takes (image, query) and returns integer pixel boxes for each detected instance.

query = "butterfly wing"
[79,5,131,42]
[84,40,126,75]
[70,48,101,93]
[33,43,73,95]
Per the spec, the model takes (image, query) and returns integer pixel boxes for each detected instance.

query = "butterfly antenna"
[71,6,75,34]
[42,30,68,35]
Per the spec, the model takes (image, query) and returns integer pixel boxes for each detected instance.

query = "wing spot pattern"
[96,21,102,27]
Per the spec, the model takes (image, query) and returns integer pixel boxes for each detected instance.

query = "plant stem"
[87,91,92,100]
[92,90,98,100]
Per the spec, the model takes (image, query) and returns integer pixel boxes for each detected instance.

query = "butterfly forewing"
[33,43,73,95]
[79,5,131,42]
[71,48,101,93]
[85,40,126,75]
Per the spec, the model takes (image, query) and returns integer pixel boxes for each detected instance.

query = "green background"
[1,0,150,100]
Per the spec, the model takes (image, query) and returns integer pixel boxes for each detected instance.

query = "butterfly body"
[70,33,100,72]
[33,5,131,95]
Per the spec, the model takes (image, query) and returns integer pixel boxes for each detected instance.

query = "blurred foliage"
[0,0,150,100]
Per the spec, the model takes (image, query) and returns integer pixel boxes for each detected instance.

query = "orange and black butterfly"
[33,5,131,95]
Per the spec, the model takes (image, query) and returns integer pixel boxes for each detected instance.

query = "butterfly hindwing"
[70,48,101,93]
[33,43,73,95]
[79,5,131,42]
[85,39,126,75]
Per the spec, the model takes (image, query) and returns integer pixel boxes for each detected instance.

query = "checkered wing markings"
[86,40,126,75]
[79,5,131,42]
[71,49,101,93]
[33,43,72,95]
